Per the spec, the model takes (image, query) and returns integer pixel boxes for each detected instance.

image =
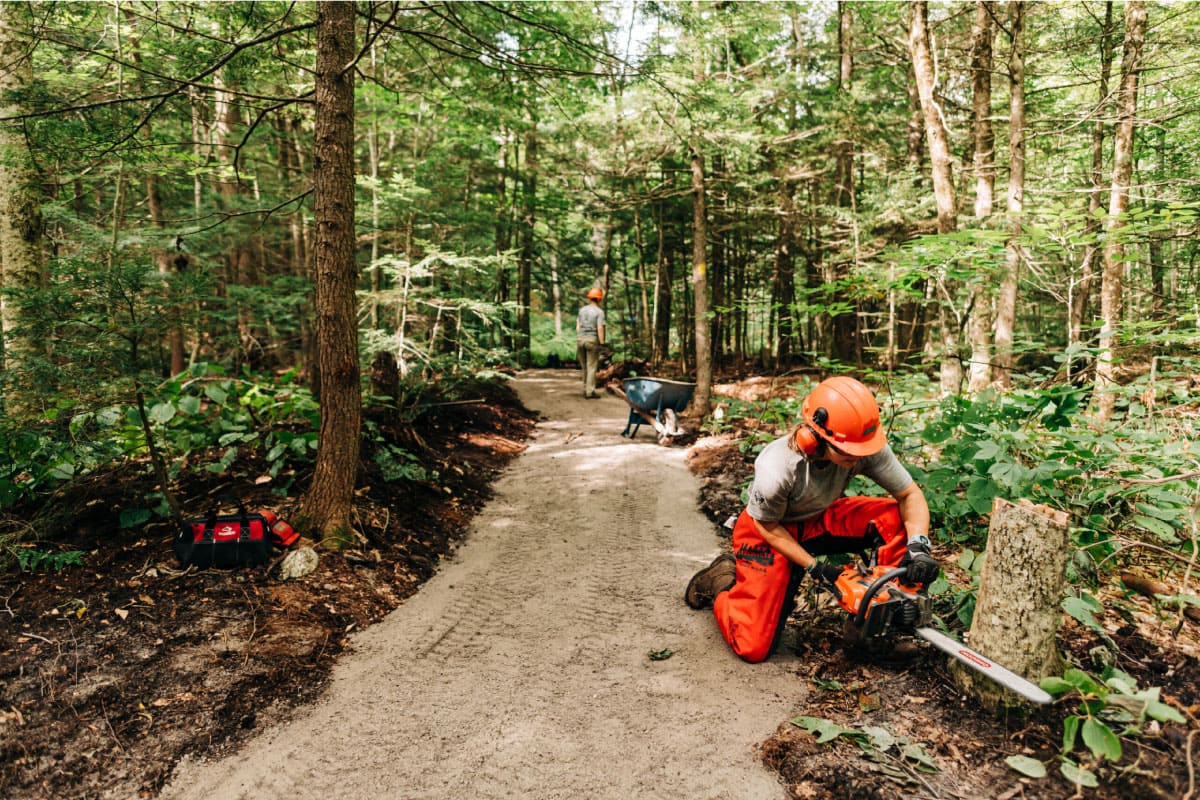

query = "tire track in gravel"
[156,369,800,800]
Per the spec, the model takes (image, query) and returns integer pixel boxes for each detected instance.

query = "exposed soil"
[2,368,1197,800]
[1,377,538,800]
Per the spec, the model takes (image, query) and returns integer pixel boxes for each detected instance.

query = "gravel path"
[157,369,799,800]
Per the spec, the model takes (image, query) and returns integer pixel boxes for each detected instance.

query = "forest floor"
[1,367,1197,800]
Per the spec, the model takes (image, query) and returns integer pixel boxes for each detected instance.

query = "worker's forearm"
[753,518,814,569]
[897,491,930,540]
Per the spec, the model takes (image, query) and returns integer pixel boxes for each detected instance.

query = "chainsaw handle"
[853,566,910,628]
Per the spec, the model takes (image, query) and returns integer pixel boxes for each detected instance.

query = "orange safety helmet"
[586,287,604,301]
[793,376,886,457]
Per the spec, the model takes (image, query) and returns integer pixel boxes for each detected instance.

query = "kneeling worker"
[685,375,940,663]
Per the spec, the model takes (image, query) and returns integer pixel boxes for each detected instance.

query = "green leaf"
[901,743,938,772]
[1060,759,1099,788]
[149,402,176,425]
[1062,597,1103,632]
[1131,514,1180,543]
[972,440,1001,462]
[1005,755,1046,779]
[956,549,976,571]
[1081,718,1122,762]
[178,395,201,415]
[1040,677,1074,696]
[966,478,999,514]
[861,725,896,752]
[791,716,864,744]
[119,508,152,529]
[1062,668,1104,695]
[205,385,229,405]
[647,648,673,661]
[1062,715,1081,752]
[48,462,75,480]
[1146,699,1185,724]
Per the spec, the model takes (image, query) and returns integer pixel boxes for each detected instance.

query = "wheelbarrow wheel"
[656,409,680,445]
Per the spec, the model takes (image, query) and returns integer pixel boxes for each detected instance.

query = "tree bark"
[687,141,713,416]
[909,2,956,236]
[303,1,361,549]
[686,0,712,418]
[970,1,995,220]
[1096,0,1146,422]
[909,1,960,395]
[1069,1,1114,380]
[956,498,1069,711]
[516,116,537,367]
[992,1,1026,388]
[966,1,995,395]
[0,1,45,416]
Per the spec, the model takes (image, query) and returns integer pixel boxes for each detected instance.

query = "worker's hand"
[806,561,841,587]
[900,535,939,585]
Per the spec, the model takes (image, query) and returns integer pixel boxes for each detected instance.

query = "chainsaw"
[825,563,1052,705]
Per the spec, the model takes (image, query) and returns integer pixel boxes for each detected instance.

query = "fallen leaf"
[114,608,129,620]
[858,692,881,713]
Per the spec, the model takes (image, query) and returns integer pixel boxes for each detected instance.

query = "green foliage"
[4,543,86,573]
[1,364,319,524]
[790,716,939,774]
[1040,666,1185,789]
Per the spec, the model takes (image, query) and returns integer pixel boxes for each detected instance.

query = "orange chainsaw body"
[832,564,932,640]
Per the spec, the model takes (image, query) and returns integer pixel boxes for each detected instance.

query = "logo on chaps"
[736,542,774,567]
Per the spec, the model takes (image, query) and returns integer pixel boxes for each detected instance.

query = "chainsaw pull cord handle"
[853,566,910,628]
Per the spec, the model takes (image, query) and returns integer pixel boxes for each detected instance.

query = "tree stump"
[953,497,1070,711]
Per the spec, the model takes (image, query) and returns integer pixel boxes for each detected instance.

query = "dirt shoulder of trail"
[1,378,538,800]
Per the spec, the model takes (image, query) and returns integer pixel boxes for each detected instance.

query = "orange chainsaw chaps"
[712,511,801,663]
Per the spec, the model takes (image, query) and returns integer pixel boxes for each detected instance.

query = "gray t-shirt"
[745,435,913,523]
[577,304,605,340]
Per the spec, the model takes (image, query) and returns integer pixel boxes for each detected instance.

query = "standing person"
[684,375,940,664]
[576,288,606,399]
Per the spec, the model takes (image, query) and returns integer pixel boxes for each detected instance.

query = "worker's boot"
[684,554,736,609]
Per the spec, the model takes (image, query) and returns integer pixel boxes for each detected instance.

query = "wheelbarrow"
[612,377,695,441]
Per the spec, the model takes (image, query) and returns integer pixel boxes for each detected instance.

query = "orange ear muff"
[794,425,820,455]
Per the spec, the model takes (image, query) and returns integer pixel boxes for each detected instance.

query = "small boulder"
[278,546,319,580]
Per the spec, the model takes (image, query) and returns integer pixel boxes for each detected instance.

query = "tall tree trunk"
[652,230,672,368]
[909,1,960,394]
[549,248,563,339]
[965,1,995,394]
[686,0,712,417]
[831,1,858,365]
[0,0,45,417]
[303,1,361,548]
[1096,0,1146,422]
[970,2,996,220]
[772,178,797,369]
[1070,0,1114,381]
[993,1,1026,388]
[516,118,537,367]
[687,141,713,416]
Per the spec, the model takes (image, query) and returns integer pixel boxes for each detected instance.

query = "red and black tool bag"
[174,500,273,569]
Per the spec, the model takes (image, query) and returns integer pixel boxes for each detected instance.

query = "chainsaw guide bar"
[830,563,1052,705]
